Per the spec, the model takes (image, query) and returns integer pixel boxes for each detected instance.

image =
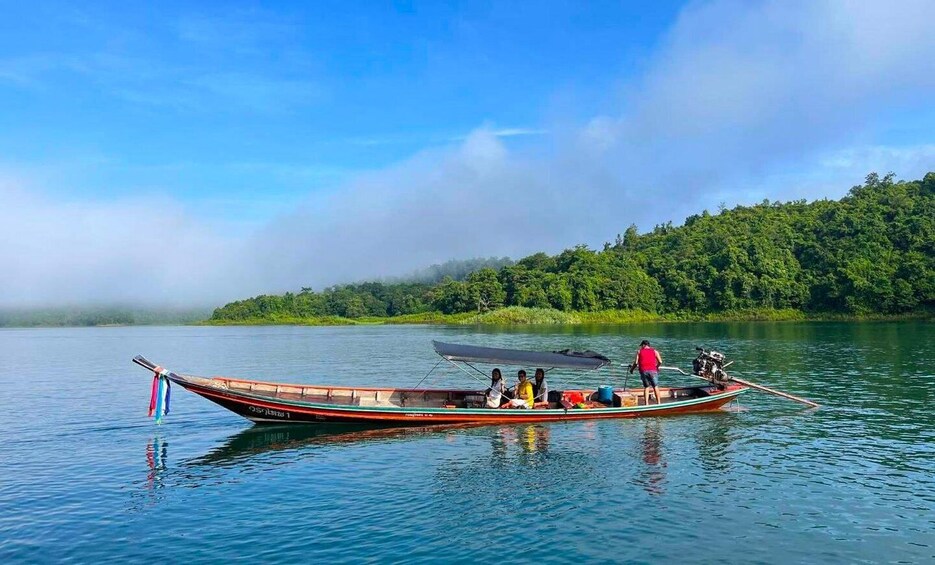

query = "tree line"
[211,172,934,321]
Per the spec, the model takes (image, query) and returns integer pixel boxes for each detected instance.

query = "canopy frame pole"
[442,357,514,400]
[420,371,448,392]
[464,360,515,399]
[462,361,490,379]
[412,358,444,391]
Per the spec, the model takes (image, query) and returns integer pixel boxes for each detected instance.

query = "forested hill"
[211,173,934,322]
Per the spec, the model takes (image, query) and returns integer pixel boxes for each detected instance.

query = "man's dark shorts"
[640,370,658,388]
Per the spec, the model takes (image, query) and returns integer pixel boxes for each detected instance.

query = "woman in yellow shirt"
[513,369,534,408]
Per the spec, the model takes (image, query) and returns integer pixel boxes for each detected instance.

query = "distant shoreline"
[0,307,211,328]
[3,306,930,328]
[201,306,933,327]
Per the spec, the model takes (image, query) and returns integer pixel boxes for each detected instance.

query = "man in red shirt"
[630,340,663,406]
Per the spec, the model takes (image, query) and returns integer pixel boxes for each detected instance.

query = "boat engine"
[692,347,730,383]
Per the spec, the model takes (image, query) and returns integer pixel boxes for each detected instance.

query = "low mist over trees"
[212,173,934,322]
[391,256,515,283]
[0,307,210,327]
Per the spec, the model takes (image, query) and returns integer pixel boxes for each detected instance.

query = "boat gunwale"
[184,374,723,396]
[202,375,483,394]
[174,375,748,416]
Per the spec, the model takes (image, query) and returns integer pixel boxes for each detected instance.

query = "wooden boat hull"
[169,374,747,426]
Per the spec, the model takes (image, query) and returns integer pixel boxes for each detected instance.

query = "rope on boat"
[441,357,516,401]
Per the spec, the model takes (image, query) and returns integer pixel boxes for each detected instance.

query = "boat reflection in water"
[130,435,169,511]
[494,424,552,456]
[181,422,559,482]
[145,435,168,490]
[695,412,737,475]
[186,424,476,468]
[636,421,667,496]
[166,416,739,501]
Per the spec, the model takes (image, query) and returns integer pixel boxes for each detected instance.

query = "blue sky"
[1,0,934,306]
[0,1,681,221]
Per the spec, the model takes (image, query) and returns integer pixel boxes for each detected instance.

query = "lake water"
[1,322,933,563]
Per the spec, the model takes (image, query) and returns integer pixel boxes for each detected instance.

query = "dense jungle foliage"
[211,173,934,322]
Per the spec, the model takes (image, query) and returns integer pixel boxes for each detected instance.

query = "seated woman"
[531,368,549,408]
[486,368,506,408]
[507,369,534,409]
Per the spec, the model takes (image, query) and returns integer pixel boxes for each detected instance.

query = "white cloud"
[240,0,935,292]
[3,0,934,307]
[490,128,548,138]
[450,127,550,141]
[343,126,548,147]
[819,145,935,173]
[602,0,935,189]
[770,143,935,200]
[0,178,246,307]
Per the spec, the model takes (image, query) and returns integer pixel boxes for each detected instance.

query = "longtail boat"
[135,341,753,426]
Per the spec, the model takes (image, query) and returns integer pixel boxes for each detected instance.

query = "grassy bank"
[203,306,933,326]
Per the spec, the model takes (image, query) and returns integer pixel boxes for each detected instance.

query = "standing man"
[631,340,663,405]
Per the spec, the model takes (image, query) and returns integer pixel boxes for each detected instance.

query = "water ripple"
[1,323,933,563]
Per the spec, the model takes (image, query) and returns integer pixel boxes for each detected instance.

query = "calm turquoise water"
[1,323,933,563]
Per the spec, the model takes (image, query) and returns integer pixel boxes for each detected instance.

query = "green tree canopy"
[211,173,934,322]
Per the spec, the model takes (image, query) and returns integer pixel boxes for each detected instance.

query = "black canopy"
[432,340,611,370]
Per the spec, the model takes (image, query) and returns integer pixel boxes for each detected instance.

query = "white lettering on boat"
[248,405,290,419]
[405,413,433,418]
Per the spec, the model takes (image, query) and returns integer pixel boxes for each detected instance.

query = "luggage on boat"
[615,393,638,407]
[597,385,614,405]
[563,391,585,404]
[465,394,486,408]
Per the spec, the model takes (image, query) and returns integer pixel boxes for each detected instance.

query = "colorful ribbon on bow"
[148,366,171,424]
